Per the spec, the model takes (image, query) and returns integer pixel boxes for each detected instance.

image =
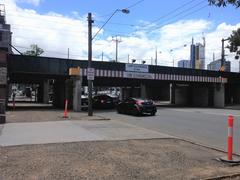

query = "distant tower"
[190,36,206,70]
[0,4,12,53]
[190,37,195,68]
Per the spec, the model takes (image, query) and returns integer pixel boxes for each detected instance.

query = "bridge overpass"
[5,54,240,110]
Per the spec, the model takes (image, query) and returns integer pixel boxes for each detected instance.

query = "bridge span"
[4,54,240,111]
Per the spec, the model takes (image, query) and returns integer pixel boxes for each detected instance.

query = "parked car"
[117,97,157,116]
[93,94,118,109]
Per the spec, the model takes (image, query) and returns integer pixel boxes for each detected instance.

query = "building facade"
[207,59,231,72]
[190,38,205,70]
[0,4,12,53]
[178,60,191,68]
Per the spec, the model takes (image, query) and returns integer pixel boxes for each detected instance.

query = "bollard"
[228,115,233,160]
[63,99,68,118]
[218,115,240,164]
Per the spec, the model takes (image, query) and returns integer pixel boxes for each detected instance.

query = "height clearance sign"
[125,64,149,73]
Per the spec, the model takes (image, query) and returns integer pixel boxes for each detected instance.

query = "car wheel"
[133,108,140,116]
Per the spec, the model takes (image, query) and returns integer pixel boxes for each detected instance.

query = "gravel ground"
[6,109,100,123]
[1,139,240,180]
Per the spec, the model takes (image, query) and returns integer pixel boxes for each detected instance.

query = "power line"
[127,0,145,9]
[142,0,200,28]
[147,4,208,33]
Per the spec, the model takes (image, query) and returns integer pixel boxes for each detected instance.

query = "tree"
[208,0,240,8]
[228,28,240,59]
[24,44,44,56]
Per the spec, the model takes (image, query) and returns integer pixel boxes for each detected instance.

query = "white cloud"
[15,0,42,6]
[2,0,240,71]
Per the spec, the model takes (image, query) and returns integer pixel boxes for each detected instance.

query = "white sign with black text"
[123,71,154,80]
[125,63,149,73]
[87,68,95,80]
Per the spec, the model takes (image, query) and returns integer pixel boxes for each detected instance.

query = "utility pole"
[101,51,103,61]
[221,38,230,71]
[67,48,70,59]
[128,54,130,63]
[112,36,122,62]
[155,47,158,65]
[88,13,93,116]
[221,38,225,68]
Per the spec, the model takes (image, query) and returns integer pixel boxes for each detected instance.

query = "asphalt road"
[98,107,240,154]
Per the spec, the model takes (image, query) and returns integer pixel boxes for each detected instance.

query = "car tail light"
[136,100,144,106]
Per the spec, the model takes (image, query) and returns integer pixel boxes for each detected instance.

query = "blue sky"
[16,0,239,27]
[3,0,240,71]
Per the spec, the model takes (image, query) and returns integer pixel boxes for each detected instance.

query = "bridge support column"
[0,51,7,124]
[140,83,147,99]
[170,83,175,104]
[72,77,82,112]
[43,80,49,104]
[214,83,225,108]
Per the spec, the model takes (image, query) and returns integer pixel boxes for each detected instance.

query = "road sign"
[87,68,95,80]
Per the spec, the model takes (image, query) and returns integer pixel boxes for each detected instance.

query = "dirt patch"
[1,139,240,180]
[6,110,109,123]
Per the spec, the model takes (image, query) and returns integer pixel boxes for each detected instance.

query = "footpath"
[0,110,240,179]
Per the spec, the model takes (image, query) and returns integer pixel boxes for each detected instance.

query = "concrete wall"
[191,86,209,107]
[174,85,189,105]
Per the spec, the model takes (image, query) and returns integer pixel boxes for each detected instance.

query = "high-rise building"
[0,4,12,53]
[178,60,190,68]
[190,37,205,69]
[207,59,231,72]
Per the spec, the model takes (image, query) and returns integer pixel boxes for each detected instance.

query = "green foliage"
[208,0,240,8]
[23,44,44,56]
[228,28,240,59]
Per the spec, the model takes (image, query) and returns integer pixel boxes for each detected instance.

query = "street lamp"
[87,9,129,116]
[132,59,136,63]
[169,44,187,67]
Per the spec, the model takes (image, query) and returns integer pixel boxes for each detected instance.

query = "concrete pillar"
[43,80,49,104]
[170,83,175,104]
[73,77,82,112]
[119,87,124,101]
[140,83,147,99]
[214,83,225,108]
[0,51,7,124]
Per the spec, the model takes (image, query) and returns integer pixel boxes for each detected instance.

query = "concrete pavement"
[0,120,172,146]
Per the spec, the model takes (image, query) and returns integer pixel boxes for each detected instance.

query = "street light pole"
[88,13,93,116]
[87,9,129,116]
